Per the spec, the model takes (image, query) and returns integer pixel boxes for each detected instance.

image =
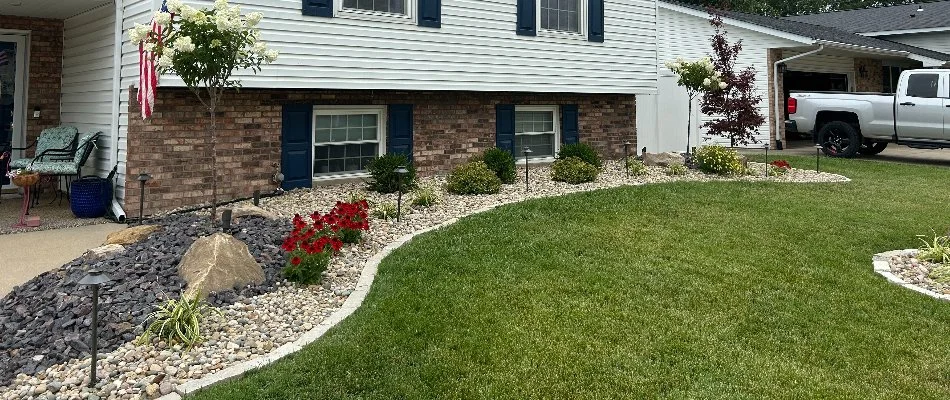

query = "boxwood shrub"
[446,161,502,195]
[473,147,516,184]
[366,154,416,193]
[551,157,599,184]
[557,143,601,168]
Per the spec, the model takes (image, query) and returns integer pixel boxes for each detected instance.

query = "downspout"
[773,44,824,146]
[109,0,126,222]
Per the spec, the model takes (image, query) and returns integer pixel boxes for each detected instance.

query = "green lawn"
[193,156,950,399]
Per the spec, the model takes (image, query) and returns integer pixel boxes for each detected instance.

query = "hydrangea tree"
[665,57,726,154]
[129,0,278,221]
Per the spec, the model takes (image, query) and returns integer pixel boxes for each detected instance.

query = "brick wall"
[766,48,783,149]
[126,88,636,215]
[854,58,884,93]
[0,16,63,153]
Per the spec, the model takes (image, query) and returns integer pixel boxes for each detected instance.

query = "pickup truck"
[787,69,950,157]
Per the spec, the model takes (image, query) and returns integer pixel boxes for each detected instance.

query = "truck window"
[906,73,939,98]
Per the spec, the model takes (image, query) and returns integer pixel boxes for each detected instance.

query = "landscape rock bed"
[1,161,848,399]
[883,250,950,296]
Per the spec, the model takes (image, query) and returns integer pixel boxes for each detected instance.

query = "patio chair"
[9,126,80,170]
[27,131,101,203]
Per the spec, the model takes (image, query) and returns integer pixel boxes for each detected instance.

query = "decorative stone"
[105,225,160,245]
[642,152,685,167]
[178,233,265,300]
[82,244,126,262]
[221,204,278,222]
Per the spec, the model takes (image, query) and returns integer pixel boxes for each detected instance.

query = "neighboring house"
[640,1,950,154]
[0,0,656,216]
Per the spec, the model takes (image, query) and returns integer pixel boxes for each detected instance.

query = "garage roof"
[786,1,950,35]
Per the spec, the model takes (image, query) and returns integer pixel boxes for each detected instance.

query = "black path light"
[395,166,408,223]
[253,189,261,206]
[78,269,112,387]
[221,209,233,232]
[624,141,632,178]
[522,146,532,192]
[763,141,770,177]
[814,144,823,173]
[136,173,152,225]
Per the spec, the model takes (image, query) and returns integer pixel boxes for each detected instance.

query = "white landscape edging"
[872,249,950,301]
[162,206,509,398]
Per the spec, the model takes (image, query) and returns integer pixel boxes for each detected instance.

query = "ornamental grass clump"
[139,294,220,350]
[666,164,687,176]
[446,161,501,195]
[366,154,416,194]
[372,202,401,220]
[694,145,743,175]
[918,230,950,265]
[627,159,647,176]
[411,185,440,207]
[473,147,516,184]
[551,157,599,184]
[557,143,602,169]
[281,202,370,284]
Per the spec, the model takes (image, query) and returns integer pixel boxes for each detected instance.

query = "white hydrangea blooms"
[153,11,172,26]
[665,56,726,92]
[173,36,195,53]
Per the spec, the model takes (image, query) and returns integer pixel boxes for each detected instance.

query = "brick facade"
[0,16,63,153]
[854,58,884,93]
[126,88,636,215]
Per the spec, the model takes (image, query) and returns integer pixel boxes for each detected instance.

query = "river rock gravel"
[0,161,848,399]
[886,250,950,296]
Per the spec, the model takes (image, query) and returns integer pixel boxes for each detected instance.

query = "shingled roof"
[660,1,950,62]
[786,1,950,34]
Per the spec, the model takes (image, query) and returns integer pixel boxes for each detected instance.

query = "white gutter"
[773,44,824,143]
[110,0,126,222]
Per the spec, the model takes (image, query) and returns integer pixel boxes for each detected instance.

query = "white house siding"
[656,6,798,147]
[61,4,116,180]
[116,0,156,203]
[878,31,950,55]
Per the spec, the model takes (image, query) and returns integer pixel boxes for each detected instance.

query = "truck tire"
[858,140,888,155]
[817,121,860,158]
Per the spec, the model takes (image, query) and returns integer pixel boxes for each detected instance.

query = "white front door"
[0,33,26,187]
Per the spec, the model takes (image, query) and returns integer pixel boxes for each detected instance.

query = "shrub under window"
[366,154,416,193]
[557,143,602,169]
[446,161,502,195]
[474,147,516,184]
[551,157,599,184]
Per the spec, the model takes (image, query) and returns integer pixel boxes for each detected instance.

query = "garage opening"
[783,71,849,141]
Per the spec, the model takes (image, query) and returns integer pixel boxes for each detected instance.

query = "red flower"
[290,256,302,266]
[330,238,343,252]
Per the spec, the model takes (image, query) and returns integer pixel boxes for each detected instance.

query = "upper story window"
[540,0,581,33]
[343,0,407,15]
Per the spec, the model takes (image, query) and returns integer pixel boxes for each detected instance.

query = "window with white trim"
[313,107,386,177]
[515,106,559,159]
[342,0,408,15]
[539,0,583,34]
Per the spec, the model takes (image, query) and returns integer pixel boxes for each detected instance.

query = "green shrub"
[557,143,602,168]
[694,145,743,175]
[626,159,647,176]
[366,154,417,193]
[411,185,440,207]
[372,202,401,220]
[666,164,687,176]
[139,295,221,349]
[475,147,517,184]
[551,157,600,184]
[446,161,502,195]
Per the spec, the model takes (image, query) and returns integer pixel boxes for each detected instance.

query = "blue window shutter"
[496,104,516,154]
[561,104,579,145]
[588,0,604,42]
[387,104,414,159]
[303,0,333,17]
[281,104,314,190]
[516,0,536,36]
[418,0,441,28]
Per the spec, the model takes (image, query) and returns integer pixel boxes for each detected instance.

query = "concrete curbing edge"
[872,249,950,302]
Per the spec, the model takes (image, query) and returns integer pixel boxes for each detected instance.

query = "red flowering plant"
[768,160,791,177]
[281,200,369,284]
[770,160,791,170]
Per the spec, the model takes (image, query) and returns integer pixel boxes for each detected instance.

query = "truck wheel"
[817,121,860,158]
[858,140,888,155]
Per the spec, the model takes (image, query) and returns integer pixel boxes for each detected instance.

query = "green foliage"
[626,159,647,176]
[666,164,687,176]
[446,161,502,195]
[551,157,600,184]
[411,185,440,207]
[366,154,417,194]
[918,231,950,264]
[139,294,220,349]
[557,143,602,169]
[372,202,402,220]
[475,147,517,184]
[284,250,331,285]
[345,191,367,204]
[767,165,789,177]
[694,145,744,175]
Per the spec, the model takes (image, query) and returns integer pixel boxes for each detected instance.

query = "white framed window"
[338,0,415,23]
[313,106,387,178]
[515,105,559,159]
[538,0,586,37]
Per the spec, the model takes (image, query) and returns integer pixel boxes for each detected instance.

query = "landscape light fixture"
[917,4,923,12]
[136,173,152,225]
[395,166,408,223]
[814,144,823,173]
[624,141,632,178]
[78,269,112,387]
[253,189,261,206]
[522,146,533,192]
[763,142,770,177]
[221,209,233,232]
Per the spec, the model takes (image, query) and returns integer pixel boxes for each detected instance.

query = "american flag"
[0,50,9,67]
[137,0,169,119]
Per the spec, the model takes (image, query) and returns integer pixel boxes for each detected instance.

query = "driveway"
[780,140,950,167]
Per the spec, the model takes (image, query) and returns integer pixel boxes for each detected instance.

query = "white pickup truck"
[787,69,950,157]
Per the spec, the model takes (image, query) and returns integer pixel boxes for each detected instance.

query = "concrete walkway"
[0,223,125,297]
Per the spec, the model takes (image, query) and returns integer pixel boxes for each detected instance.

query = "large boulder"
[177,232,264,299]
[220,204,277,222]
[642,152,685,167]
[105,225,160,245]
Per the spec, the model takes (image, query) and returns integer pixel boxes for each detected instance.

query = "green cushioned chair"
[21,131,100,206]
[9,126,79,169]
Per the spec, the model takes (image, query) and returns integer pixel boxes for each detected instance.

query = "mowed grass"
[193,156,950,399]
